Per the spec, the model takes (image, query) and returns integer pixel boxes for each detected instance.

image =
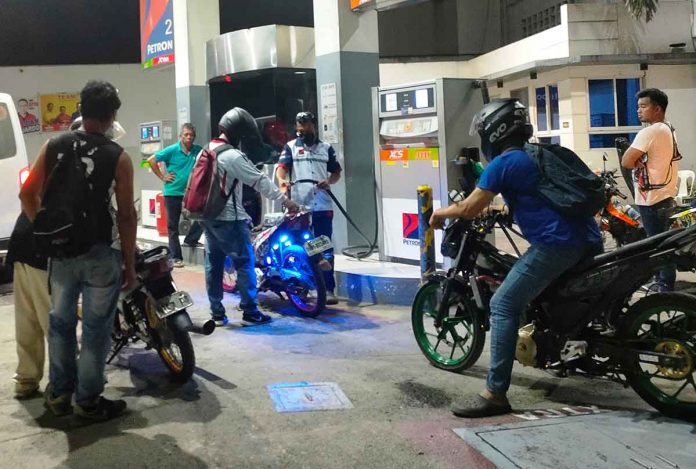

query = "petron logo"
[402,213,420,245]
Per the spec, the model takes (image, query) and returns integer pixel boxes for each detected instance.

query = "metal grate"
[521,2,567,38]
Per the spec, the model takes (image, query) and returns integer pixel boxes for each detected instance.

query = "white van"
[0,93,30,287]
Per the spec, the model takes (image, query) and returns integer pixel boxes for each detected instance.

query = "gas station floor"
[1,263,696,468]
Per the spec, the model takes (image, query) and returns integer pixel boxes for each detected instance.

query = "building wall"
[379,60,696,198]
[378,0,460,58]
[0,64,177,197]
[488,64,696,173]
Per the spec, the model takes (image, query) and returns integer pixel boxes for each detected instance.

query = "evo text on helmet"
[469,99,533,160]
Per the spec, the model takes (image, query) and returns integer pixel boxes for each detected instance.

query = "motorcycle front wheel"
[621,292,696,421]
[411,278,486,372]
[152,318,195,382]
[282,245,326,318]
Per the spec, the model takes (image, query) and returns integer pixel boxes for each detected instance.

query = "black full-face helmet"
[218,107,262,147]
[469,99,533,160]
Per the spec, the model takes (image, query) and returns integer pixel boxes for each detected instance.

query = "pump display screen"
[380,87,435,115]
[140,124,161,141]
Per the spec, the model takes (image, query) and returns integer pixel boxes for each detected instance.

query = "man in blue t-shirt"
[430,99,601,418]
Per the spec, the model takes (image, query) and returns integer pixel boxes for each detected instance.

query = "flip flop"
[451,394,512,418]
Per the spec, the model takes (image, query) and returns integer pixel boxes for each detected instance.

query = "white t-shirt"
[630,122,678,206]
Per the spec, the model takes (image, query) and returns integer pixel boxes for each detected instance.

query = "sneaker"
[241,311,272,326]
[173,259,185,268]
[183,241,203,248]
[43,384,73,416]
[213,316,229,327]
[326,292,339,306]
[75,396,127,422]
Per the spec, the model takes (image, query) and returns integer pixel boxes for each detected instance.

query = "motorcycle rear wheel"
[411,279,486,373]
[282,245,326,318]
[621,292,696,421]
[154,321,195,382]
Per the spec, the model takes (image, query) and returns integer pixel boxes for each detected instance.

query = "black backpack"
[524,143,604,218]
[33,134,98,258]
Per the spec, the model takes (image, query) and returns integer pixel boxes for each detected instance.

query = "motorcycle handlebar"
[614,189,628,199]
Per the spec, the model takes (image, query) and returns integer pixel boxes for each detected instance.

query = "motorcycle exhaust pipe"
[189,319,216,336]
[169,311,216,336]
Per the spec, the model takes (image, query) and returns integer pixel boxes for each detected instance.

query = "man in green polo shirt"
[147,123,203,267]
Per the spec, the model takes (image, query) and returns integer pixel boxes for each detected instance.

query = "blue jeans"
[486,243,599,394]
[637,198,676,290]
[201,220,258,318]
[312,211,335,292]
[48,244,121,405]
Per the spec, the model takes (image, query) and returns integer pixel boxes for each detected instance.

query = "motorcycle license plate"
[304,235,332,257]
[156,291,194,319]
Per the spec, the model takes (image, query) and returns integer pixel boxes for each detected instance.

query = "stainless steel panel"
[206,25,315,81]
[262,164,283,216]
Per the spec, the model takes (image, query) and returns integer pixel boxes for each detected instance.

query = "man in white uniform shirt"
[622,88,679,291]
[277,112,342,305]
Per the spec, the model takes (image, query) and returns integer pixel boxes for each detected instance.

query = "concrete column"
[312,1,380,251]
[173,0,220,140]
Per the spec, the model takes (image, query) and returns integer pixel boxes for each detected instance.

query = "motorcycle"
[222,210,332,318]
[411,210,696,420]
[109,246,215,381]
[598,168,645,247]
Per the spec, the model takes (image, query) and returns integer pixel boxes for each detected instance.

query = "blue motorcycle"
[222,210,332,317]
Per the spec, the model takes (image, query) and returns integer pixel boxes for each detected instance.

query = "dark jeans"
[164,196,203,261]
[637,198,677,290]
[49,244,121,405]
[312,211,335,292]
[486,243,600,394]
[201,220,258,318]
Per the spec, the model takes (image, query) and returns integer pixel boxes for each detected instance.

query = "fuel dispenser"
[139,120,177,229]
[372,79,483,264]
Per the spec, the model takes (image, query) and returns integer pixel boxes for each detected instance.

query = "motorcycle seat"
[569,229,682,273]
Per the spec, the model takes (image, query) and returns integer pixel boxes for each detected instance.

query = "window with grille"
[521,2,567,38]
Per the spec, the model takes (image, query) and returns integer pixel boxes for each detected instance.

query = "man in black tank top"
[20,81,137,421]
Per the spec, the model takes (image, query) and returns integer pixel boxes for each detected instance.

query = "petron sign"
[140,0,175,70]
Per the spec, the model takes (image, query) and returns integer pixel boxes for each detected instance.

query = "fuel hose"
[291,179,378,259]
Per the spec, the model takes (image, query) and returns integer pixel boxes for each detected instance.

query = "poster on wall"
[320,83,338,144]
[39,92,80,132]
[15,96,41,134]
[140,0,175,70]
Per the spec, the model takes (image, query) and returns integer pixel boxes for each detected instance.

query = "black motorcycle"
[412,211,696,419]
[109,246,215,381]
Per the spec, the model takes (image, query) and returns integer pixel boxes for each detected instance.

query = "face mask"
[70,117,126,142]
[298,131,316,145]
[105,121,126,141]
